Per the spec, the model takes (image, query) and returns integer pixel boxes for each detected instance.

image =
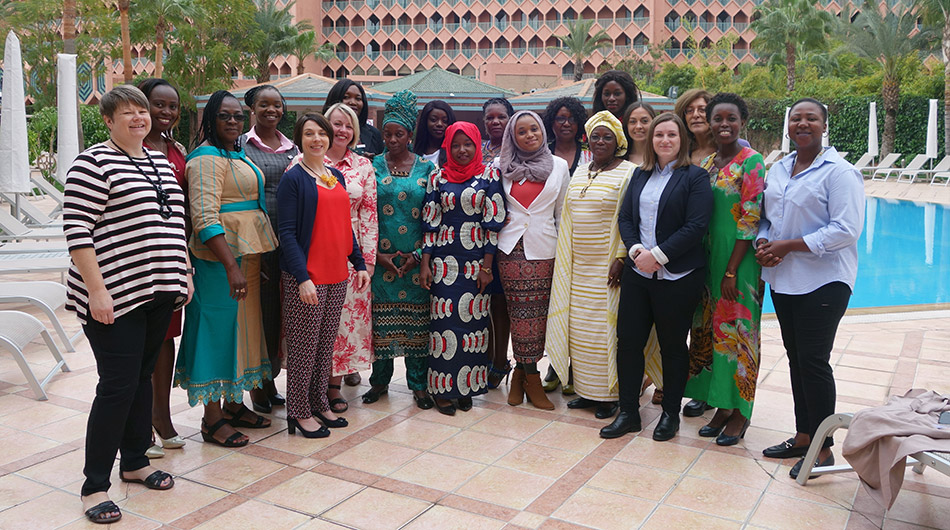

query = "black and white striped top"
[64,142,189,324]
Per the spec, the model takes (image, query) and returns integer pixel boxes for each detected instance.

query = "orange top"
[307,183,351,285]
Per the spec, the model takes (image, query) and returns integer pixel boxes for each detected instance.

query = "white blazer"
[497,156,570,260]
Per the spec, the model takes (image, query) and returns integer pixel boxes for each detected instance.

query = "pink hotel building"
[287,0,779,89]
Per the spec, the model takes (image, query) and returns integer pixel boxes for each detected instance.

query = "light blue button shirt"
[757,147,864,295]
[634,162,693,281]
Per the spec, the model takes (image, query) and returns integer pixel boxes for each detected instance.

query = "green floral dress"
[685,147,765,419]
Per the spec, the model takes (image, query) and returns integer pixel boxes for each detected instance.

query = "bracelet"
[724,271,736,278]
[184,267,195,275]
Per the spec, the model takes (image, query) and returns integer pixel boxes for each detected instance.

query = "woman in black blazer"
[600,112,713,441]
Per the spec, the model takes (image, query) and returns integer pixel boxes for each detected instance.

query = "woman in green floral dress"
[684,93,765,446]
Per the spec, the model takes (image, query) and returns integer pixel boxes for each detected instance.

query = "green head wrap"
[382,90,417,133]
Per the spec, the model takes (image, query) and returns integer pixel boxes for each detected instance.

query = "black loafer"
[683,399,712,417]
[653,411,680,441]
[361,385,389,404]
[599,411,642,439]
[763,437,809,459]
[594,402,618,419]
[566,397,597,409]
[789,454,835,479]
[413,393,434,410]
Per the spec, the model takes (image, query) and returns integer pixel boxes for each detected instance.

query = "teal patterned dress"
[371,155,437,359]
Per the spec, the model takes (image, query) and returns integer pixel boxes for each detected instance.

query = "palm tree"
[63,0,76,54]
[750,0,834,91]
[138,0,194,78]
[253,0,312,83]
[118,0,133,82]
[848,2,934,156]
[917,0,950,155]
[551,19,611,82]
[288,30,332,75]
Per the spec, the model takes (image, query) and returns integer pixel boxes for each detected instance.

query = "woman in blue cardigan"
[601,112,713,441]
[277,113,370,438]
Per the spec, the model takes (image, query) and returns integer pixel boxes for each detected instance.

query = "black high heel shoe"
[456,397,473,411]
[287,418,330,438]
[699,422,726,438]
[314,410,348,428]
[716,418,751,446]
[434,397,456,416]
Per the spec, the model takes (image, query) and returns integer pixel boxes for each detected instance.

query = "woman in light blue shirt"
[755,98,864,479]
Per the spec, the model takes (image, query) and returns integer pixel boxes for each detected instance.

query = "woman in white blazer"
[496,110,570,409]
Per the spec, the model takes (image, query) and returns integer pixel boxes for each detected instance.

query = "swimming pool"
[762,197,950,313]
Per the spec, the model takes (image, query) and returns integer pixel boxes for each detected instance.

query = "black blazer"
[618,164,713,274]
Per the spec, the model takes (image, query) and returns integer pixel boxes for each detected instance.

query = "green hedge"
[745,96,945,164]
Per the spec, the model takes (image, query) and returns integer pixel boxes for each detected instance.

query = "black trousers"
[771,282,851,448]
[617,266,705,415]
[81,293,176,496]
[260,249,282,379]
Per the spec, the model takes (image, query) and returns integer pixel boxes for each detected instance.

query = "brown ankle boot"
[507,367,525,406]
[523,372,555,410]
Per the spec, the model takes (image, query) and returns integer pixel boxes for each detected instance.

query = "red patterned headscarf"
[441,122,485,184]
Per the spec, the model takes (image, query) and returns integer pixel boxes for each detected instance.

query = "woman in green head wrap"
[362,91,440,410]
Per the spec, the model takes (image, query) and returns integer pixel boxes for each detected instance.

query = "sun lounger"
[896,155,950,183]
[0,241,67,254]
[0,250,70,282]
[852,153,874,170]
[863,153,902,179]
[0,208,65,242]
[762,150,785,168]
[873,154,928,182]
[930,171,950,186]
[0,193,62,227]
[0,310,71,400]
[796,413,950,488]
[28,173,65,218]
[0,281,79,352]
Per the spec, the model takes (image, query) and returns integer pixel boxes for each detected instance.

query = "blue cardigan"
[276,163,366,284]
[618,163,713,274]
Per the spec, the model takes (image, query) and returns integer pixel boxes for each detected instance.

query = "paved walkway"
[0,263,947,529]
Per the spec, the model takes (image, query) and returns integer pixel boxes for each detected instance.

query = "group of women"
[65,70,863,523]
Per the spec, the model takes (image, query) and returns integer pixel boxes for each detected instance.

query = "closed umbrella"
[926,99,938,160]
[0,32,30,218]
[780,107,790,153]
[867,102,879,159]
[56,54,80,186]
[822,104,830,148]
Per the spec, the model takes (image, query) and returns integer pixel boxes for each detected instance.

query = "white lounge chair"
[873,154,929,182]
[898,155,950,184]
[762,150,785,168]
[851,153,875,171]
[0,208,65,242]
[931,171,950,186]
[0,281,78,352]
[864,153,903,180]
[0,249,70,282]
[0,310,71,400]
[796,413,950,487]
[0,192,62,227]
[28,171,65,218]
[837,151,849,159]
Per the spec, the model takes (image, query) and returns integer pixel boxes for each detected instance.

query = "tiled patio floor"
[0,268,948,529]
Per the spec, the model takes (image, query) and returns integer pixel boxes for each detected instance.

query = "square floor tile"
[494,442,584,479]
[455,465,553,510]
[256,470,363,515]
[374,418,460,450]
[0,474,52,511]
[527,421,603,454]
[0,490,81,530]
[641,505,741,530]
[329,438,421,476]
[665,476,760,522]
[121,479,228,523]
[552,486,655,530]
[687,449,778,490]
[432,430,520,464]
[183,452,285,492]
[749,492,850,529]
[403,505,505,530]
[883,488,950,528]
[194,499,310,529]
[390,452,485,491]
[586,460,680,501]
[469,411,550,440]
[322,487,430,530]
[614,436,702,473]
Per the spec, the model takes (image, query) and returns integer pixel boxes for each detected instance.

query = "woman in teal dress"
[684,93,765,446]
[361,91,439,410]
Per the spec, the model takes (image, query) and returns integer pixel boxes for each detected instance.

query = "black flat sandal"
[224,404,271,429]
[328,383,348,413]
[120,469,174,490]
[85,500,121,524]
[201,418,249,448]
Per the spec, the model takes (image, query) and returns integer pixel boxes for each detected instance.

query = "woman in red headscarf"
[419,122,507,415]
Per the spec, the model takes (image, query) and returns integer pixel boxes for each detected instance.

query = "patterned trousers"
[497,240,555,363]
[282,272,347,418]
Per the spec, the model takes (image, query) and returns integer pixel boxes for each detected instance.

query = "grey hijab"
[498,110,554,183]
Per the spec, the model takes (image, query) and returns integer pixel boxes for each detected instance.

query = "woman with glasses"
[176,90,277,448]
[66,85,187,524]
[547,111,638,421]
[240,84,298,414]
[542,97,591,177]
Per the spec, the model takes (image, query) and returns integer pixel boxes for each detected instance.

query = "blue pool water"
[762,197,950,313]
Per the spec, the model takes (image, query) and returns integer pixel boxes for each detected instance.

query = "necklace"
[109,140,173,219]
[387,152,415,177]
[301,159,338,188]
[580,159,619,198]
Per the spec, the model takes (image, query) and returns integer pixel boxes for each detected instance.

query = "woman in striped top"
[65,85,190,524]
